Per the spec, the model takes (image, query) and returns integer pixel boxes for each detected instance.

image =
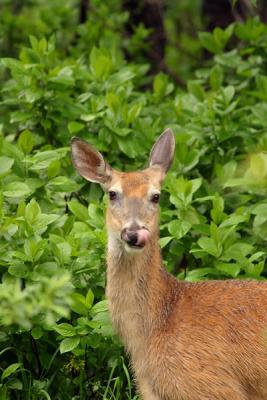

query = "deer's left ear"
[149,128,175,174]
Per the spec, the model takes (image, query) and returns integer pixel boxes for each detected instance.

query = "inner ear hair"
[71,137,112,184]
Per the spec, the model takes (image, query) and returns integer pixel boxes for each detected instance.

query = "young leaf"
[0,156,14,176]
[68,199,88,221]
[168,220,191,240]
[1,363,21,381]
[18,130,35,153]
[60,337,80,354]
[68,122,84,134]
[55,323,76,337]
[31,327,43,340]
[215,262,240,278]
[85,289,94,309]
[3,182,32,198]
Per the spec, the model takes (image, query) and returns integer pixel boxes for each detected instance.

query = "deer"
[71,129,267,400]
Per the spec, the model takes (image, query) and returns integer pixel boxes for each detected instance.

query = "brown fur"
[71,132,267,400]
[106,232,267,400]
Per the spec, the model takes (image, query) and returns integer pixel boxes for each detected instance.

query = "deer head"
[71,129,175,254]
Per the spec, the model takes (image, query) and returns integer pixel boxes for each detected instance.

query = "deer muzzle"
[121,227,150,249]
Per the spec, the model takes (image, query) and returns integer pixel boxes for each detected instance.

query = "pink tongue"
[136,229,150,247]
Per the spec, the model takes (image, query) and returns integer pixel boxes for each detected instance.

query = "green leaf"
[159,236,173,248]
[24,239,45,262]
[90,47,112,80]
[18,130,35,153]
[68,122,84,134]
[198,237,220,257]
[153,73,168,99]
[3,182,32,198]
[249,252,265,263]
[47,160,61,178]
[80,113,97,122]
[29,35,39,51]
[215,262,240,278]
[168,220,191,239]
[31,326,43,340]
[107,68,136,87]
[91,311,113,336]
[88,203,104,229]
[245,261,264,277]
[106,92,120,114]
[1,58,24,72]
[250,0,257,6]
[54,242,72,264]
[6,378,23,390]
[91,300,108,314]
[127,103,142,124]
[117,137,141,158]
[48,75,74,87]
[190,178,202,195]
[59,337,80,354]
[199,32,219,54]
[251,203,267,218]
[8,263,28,278]
[0,156,14,176]
[187,81,205,101]
[33,214,59,230]
[223,243,254,261]
[85,289,94,309]
[223,86,235,104]
[47,177,81,192]
[68,200,88,221]
[209,65,224,90]
[70,293,88,315]
[213,25,233,51]
[55,323,76,337]
[1,363,21,381]
[29,149,68,171]
[38,37,48,53]
[250,153,267,178]
[219,215,247,228]
[185,268,216,282]
[211,194,224,224]
[25,199,41,225]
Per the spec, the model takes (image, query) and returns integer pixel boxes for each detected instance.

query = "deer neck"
[106,231,174,355]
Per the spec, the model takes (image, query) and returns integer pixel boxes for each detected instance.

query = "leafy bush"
[1,1,267,398]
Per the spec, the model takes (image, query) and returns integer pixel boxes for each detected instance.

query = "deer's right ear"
[71,137,112,185]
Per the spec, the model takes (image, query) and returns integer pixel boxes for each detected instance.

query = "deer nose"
[124,230,138,246]
[121,227,150,248]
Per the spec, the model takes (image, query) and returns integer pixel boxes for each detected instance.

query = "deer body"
[106,223,267,400]
[71,130,267,400]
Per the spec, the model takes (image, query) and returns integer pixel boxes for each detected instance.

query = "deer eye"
[151,193,160,204]
[109,191,117,201]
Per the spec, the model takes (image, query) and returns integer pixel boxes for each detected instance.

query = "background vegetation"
[1,0,267,398]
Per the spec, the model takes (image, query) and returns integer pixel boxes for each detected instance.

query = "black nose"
[121,228,139,246]
[125,231,138,246]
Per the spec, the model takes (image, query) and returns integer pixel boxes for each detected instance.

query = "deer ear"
[71,137,112,185]
[149,128,175,174]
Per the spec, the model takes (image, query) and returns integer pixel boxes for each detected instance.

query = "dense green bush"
[1,0,267,398]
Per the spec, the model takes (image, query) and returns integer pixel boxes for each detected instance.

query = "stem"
[30,335,41,378]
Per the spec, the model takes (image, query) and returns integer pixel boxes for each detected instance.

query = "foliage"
[0,0,267,398]
[165,0,204,81]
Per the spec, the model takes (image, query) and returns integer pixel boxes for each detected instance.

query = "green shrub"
[1,6,267,399]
